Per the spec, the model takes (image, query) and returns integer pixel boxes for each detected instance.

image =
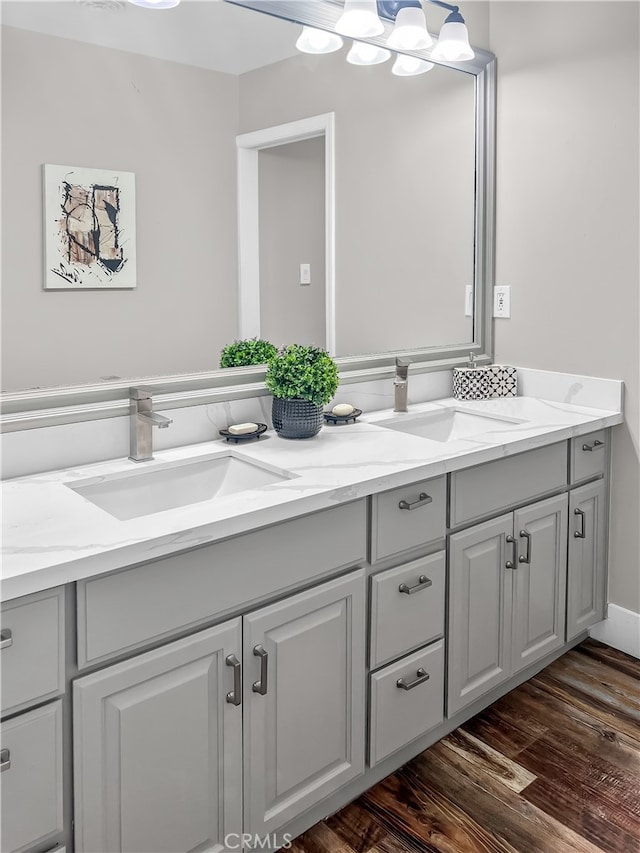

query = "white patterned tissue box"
[453,365,518,400]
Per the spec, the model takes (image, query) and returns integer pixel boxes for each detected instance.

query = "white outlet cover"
[493,285,511,318]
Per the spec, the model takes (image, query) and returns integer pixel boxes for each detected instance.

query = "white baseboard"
[589,604,640,659]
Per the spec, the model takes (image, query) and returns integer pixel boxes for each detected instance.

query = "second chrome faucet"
[393,358,411,412]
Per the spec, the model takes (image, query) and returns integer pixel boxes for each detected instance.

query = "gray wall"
[239,51,475,357]
[1,26,239,390]
[489,1,640,613]
[259,138,326,349]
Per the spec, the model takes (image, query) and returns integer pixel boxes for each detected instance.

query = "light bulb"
[392,54,434,76]
[296,27,344,55]
[128,0,180,7]
[335,0,384,38]
[347,41,391,66]
[387,6,433,51]
[431,12,474,62]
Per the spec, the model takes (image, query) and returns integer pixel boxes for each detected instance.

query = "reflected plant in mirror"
[220,338,277,368]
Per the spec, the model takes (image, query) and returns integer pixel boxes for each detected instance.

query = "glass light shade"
[392,54,434,76]
[347,41,391,65]
[296,27,344,54]
[335,0,384,38]
[387,6,433,50]
[128,0,180,7]
[431,20,475,62]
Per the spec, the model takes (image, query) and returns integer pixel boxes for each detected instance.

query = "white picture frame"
[43,164,136,289]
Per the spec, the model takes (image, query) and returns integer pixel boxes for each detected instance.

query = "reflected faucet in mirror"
[393,358,411,412]
[129,387,172,463]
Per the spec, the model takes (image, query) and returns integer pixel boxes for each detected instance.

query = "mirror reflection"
[1,0,476,393]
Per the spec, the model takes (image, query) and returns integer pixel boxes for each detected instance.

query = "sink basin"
[377,407,526,442]
[68,453,293,520]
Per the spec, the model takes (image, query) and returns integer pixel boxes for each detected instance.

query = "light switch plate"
[299,263,311,286]
[464,285,474,317]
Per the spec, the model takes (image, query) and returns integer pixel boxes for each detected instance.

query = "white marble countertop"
[1,395,623,601]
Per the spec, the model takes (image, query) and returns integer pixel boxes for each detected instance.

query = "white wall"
[1,26,239,390]
[488,1,640,612]
[259,138,326,349]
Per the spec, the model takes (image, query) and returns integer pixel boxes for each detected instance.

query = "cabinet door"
[243,570,366,838]
[73,620,242,853]
[448,515,514,717]
[567,480,606,640]
[512,494,568,674]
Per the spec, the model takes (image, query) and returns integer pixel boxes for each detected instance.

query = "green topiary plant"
[220,338,277,368]
[265,344,339,407]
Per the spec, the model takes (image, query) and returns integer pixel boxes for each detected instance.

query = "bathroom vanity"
[0,392,622,853]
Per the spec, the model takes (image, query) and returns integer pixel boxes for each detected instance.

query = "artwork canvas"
[44,164,136,289]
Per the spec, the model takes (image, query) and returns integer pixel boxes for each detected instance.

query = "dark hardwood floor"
[291,640,640,853]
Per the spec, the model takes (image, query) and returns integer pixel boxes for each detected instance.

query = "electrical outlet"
[493,285,511,318]
[464,285,474,317]
[299,263,311,286]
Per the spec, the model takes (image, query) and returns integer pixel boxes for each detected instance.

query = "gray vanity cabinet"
[567,479,606,640]
[73,620,243,853]
[243,570,366,839]
[448,494,569,717]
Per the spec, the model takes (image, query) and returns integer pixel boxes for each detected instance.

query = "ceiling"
[0,0,301,74]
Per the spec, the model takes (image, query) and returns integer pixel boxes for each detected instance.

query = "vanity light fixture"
[296,26,344,54]
[347,41,391,65]
[335,0,384,38]
[430,7,474,61]
[127,0,180,8]
[392,54,434,75]
[386,2,433,50]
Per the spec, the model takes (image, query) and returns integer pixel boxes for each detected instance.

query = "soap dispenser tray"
[219,423,268,443]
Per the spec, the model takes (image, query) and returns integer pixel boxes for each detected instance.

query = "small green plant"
[265,344,339,407]
[220,338,277,368]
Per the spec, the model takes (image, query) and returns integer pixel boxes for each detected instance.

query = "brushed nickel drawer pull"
[574,507,586,539]
[225,654,242,706]
[252,645,268,696]
[0,629,12,650]
[397,668,430,691]
[519,529,532,564]
[582,439,604,452]
[0,749,10,772]
[506,534,517,569]
[398,575,432,595]
[398,492,432,511]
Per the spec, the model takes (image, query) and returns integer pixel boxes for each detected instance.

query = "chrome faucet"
[129,387,172,462]
[393,358,411,413]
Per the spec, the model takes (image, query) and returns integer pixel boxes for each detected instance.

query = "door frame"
[236,112,336,354]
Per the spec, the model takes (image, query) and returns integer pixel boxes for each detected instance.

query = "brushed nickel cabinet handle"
[398,575,433,595]
[0,629,12,650]
[505,534,517,569]
[582,439,604,452]
[252,645,268,696]
[0,749,10,772]
[574,507,586,539]
[396,668,430,691]
[225,654,242,706]
[519,529,532,564]
[398,492,432,511]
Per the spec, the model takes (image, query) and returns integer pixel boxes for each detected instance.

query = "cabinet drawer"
[1,701,64,853]
[370,552,445,669]
[1,588,65,716]
[571,430,607,483]
[369,640,444,767]
[450,443,567,527]
[371,476,446,562]
[77,500,366,667]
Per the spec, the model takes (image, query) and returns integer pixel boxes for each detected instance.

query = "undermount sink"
[377,407,526,443]
[68,453,294,521]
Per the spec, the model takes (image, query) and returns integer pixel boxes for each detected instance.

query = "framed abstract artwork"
[43,164,137,289]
